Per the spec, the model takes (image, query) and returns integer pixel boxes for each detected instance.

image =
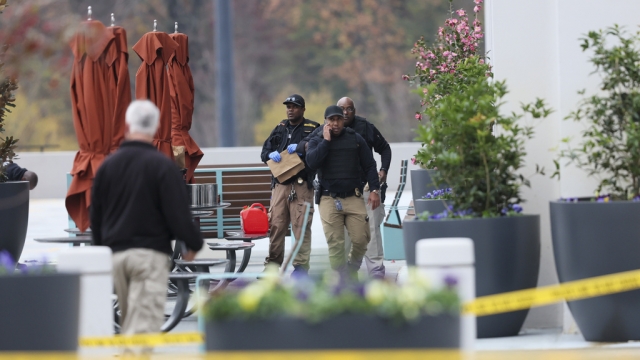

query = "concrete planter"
[205,314,459,351]
[413,199,451,217]
[0,273,80,351]
[0,181,29,262]
[550,200,640,342]
[410,169,440,201]
[403,215,540,338]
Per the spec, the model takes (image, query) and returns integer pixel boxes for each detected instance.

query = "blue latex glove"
[269,151,281,162]
[287,144,298,154]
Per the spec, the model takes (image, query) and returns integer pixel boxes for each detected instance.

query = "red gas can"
[240,203,269,234]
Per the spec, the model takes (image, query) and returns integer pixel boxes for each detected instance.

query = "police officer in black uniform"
[308,97,392,278]
[260,94,320,276]
[306,105,380,278]
[337,97,391,278]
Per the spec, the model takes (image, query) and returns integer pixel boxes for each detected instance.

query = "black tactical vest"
[318,128,360,180]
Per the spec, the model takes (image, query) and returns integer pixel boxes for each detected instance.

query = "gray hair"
[125,100,160,137]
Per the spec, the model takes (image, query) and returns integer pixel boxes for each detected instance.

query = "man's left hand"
[378,170,387,184]
[368,191,381,210]
[287,144,298,154]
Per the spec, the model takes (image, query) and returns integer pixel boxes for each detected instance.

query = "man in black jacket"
[306,105,380,278]
[260,94,320,275]
[306,97,392,278]
[90,100,203,336]
[337,97,391,279]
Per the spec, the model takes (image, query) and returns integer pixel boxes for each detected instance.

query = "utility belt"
[320,189,359,198]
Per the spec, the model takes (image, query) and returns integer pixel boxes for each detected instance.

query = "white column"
[57,246,113,337]
[415,238,475,350]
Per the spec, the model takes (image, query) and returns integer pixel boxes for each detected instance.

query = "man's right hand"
[269,151,281,162]
[323,124,331,141]
[182,250,197,262]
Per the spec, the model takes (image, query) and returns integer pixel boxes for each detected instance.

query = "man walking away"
[260,94,320,276]
[90,100,203,337]
[306,105,380,279]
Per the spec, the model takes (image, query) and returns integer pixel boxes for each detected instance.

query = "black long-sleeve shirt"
[306,130,380,193]
[353,115,392,172]
[90,141,203,255]
[307,115,392,172]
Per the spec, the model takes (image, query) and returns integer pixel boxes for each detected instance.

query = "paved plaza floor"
[15,197,640,357]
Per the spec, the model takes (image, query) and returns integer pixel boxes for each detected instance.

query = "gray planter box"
[550,200,640,342]
[414,199,450,216]
[206,314,459,350]
[403,215,540,338]
[0,273,80,351]
[410,169,440,201]
[0,181,29,262]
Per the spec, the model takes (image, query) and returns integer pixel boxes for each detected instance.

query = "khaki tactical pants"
[345,189,386,277]
[112,248,170,335]
[265,182,314,269]
[319,195,370,270]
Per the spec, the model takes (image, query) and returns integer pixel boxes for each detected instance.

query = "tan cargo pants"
[112,248,170,335]
[318,195,370,270]
[264,182,314,269]
[345,189,386,277]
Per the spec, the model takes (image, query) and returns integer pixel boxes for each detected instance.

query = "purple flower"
[512,204,523,213]
[0,250,15,273]
[444,274,458,288]
[296,290,309,302]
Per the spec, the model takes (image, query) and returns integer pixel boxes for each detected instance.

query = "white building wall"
[486,0,640,330]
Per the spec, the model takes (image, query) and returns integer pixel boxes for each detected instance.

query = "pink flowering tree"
[404,0,492,168]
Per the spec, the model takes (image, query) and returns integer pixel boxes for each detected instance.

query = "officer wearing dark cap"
[260,94,320,276]
[306,105,380,278]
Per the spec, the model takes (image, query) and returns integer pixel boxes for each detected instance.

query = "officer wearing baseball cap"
[260,94,320,276]
[306,105,380,279]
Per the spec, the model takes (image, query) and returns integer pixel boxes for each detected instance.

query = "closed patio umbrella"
[105,25,131,152]
[133,31,178,159]
[168,32,203,183]
[66,20,115,232]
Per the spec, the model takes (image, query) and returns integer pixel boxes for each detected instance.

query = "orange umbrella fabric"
[168,32,203,183]
[132,32,178,159]
[105,25,132,152]
[66,20,116,232]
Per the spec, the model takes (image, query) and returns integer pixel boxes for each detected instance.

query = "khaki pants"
[265,182,314,269]
[319,195,370,270]
[113,248,170,335]
[345,189,386,277]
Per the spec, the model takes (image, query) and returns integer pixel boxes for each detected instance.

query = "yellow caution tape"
[464,268,640,316]
[79,331,202,347]
[78,269,640,347]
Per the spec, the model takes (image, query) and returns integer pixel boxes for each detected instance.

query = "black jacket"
[260,118,320,188]
[309,115,391,171]
[306,128,380,193]
[90,141,203,255]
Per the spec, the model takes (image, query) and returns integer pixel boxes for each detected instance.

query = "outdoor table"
[199,231,268,276]
[34,236,92,247]
[64,228,92,236]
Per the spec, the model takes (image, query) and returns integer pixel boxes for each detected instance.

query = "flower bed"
[203,268,460,350]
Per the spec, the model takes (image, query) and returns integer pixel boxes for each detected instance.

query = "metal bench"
[382,159,409,260]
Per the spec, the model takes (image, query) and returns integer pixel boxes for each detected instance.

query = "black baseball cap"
[324,105,345,119]
[283,94,305,108]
